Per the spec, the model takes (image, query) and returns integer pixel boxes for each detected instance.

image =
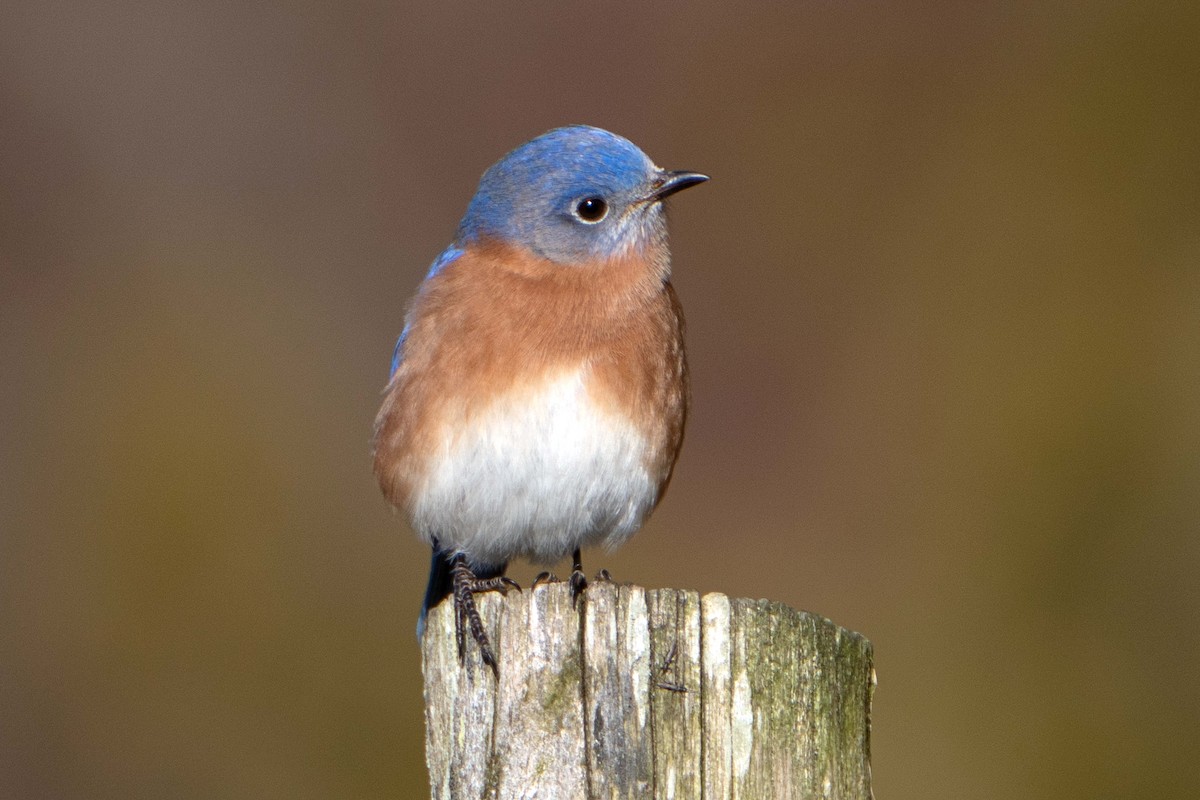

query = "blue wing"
[388,245,465,378]
[389,330,407,377]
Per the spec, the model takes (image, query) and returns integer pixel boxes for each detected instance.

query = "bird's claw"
[531,571,559,589]
[489,576,522,595]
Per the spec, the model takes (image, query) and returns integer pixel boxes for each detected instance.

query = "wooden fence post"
[421,581,874,799]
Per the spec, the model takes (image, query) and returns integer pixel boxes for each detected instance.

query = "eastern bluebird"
[373,125,707,674]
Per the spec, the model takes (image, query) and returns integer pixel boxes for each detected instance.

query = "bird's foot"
[569,570,589,606]
[567,550,615,607]
[450,555,519,677]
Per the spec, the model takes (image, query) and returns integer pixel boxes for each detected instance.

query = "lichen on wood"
[421,581,873,799]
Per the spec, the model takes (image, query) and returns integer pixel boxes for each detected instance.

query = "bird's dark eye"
[575,197,608,222]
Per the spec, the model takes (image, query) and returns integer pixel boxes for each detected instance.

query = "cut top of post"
[421,581,874,800]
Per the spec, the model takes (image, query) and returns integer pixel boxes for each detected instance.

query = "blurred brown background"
[3,2,1198,798]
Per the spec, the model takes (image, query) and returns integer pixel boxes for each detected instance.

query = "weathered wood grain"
[421,582,873,799]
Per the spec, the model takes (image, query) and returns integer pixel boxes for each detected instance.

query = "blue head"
[455,125,707,265]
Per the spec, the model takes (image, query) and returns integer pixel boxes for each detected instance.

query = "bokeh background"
[3,2,1198,798]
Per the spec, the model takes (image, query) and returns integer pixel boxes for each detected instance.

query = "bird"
[372,125,707,675]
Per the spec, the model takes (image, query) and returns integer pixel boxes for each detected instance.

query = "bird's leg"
[569,548,587,606]
[450,554,519,677]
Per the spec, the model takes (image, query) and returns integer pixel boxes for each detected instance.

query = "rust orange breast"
[372,239,688,524]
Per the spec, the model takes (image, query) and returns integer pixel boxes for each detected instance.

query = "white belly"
[410,368,658,567]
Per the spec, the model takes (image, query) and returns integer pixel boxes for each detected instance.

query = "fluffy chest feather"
[410,368,659,566]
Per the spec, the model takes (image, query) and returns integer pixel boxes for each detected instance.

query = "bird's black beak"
[646,170,710,202]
